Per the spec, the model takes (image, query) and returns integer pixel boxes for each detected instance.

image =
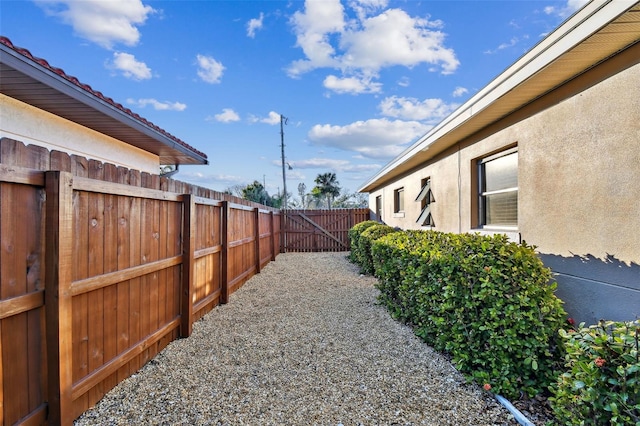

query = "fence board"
[116,167,131,383]
[128,170,142,375]
[101,164,118,395]
[45,171,74,425]
[87,160,105,408]
[71,155,90,418]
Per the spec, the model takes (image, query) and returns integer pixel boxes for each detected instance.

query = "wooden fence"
[0,139,282,425]
[283,208,371,252]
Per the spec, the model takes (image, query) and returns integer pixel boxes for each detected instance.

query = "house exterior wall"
[367,59,640,325]
[0,93,159,173]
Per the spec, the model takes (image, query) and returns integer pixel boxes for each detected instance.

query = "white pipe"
[494,394,535,426]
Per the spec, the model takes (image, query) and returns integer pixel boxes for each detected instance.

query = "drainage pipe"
[494,394,535,426]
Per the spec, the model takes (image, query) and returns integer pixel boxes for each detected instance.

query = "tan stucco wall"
[0,93,159,173]
[518,62,640,265]
[369,60,640,265]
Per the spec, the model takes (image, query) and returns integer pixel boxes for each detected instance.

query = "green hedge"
[357,224,399,275]
[347,220,378,265]
[370,230,567,399]
[550,320,640,425]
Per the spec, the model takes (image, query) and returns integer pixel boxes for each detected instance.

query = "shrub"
[347,220,378,265]
[550,320,640,425]
[357,224,398,275]
[371,230,567,399]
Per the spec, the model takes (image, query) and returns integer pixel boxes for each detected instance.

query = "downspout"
[457,142,462,234]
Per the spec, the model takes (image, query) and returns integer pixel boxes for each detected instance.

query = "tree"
[236,181,284,207]
[297,182,307,208]
[332,192,368,208]
[242,181,269,204]
[313,172,341,209]
[224,184,244,198]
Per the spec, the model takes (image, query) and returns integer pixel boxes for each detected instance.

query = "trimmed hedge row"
[349,227,566,399]
[357,224,400,275]
[348,225,639,420]
[347,220,378,266]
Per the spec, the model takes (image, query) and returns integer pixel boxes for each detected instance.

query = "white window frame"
[478,147,518,231]
[393,187,405,217]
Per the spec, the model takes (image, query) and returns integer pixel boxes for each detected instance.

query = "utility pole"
[280,114,288,210]
[280,114,288,252]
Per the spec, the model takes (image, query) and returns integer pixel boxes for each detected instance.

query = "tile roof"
[0,36,208,164]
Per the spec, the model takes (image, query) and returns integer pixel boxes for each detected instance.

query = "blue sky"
[1,0,587,202]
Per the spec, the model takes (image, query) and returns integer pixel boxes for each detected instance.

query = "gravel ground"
[75,252,518,426]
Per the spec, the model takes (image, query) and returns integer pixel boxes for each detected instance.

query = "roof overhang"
[0,37,208,166]
[359,0,640,193]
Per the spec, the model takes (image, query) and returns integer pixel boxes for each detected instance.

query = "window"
[375,195,382,221]
[416,177,435,227]
[393,187,404,213]
[478,148,518,227]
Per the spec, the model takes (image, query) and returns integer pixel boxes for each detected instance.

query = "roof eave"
[0,40,208,166]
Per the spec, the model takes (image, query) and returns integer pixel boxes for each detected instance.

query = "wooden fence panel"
[258,211,274,268]
[284,208,371,252]
[0,160,47,424]
[227,205,258,297]
[192,198,224,322]
[68,177,184,419]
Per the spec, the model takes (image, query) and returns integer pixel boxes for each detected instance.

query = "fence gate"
[283,208,371,252]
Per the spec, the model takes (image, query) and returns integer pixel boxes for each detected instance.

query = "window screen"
[479,149,518,227]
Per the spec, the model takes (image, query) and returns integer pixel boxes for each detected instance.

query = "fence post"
[220,201,229,304]
[45,171,74,425]
[269,211,276,261]
[180,194,195,337]
[254,207,261,273]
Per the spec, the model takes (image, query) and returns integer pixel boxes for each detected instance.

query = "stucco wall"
[367,59,640,324]
[0,93,159,173]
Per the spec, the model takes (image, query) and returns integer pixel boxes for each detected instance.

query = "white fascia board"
[358,0,636,193]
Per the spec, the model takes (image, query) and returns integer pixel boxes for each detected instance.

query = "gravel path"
[75,252,516,425]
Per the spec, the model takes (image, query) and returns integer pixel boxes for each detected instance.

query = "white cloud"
[110,52,151,80]
[340,9,456,72]
[287,1,459,93]
[177,171,246,189]
[484,36,529,54]
[247,12,264,38]
[452,87,468,98]
[36,0,155,49]
[348,0,388,21]
[249,111,282,125]
[288,0,345,77]
[397,76,410,87]
[378,96,459,123]
[210,108,240,123]
[544,0,589,18]
[126,98,186,111]
[308,118,430,160]
[323,74,382,94]
[196,54,225,84]
[288,158,380,173]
